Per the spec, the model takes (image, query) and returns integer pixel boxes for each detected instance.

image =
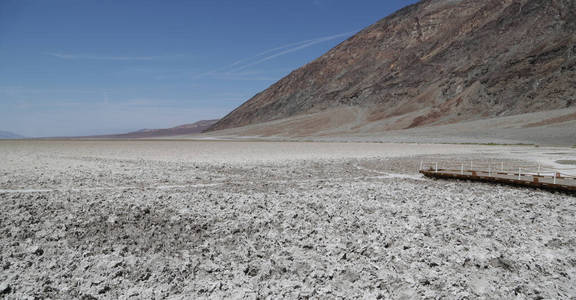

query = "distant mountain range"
[0,130,24,139]
[93,119,219,138]
[207,0,576,137]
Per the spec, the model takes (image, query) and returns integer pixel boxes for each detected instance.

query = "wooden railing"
[418,160,576,194]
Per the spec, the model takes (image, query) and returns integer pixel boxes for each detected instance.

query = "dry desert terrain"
[0,140,575,299]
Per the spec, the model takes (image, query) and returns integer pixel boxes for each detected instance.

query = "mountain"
[0,130,24,139]
[96,119,219,138]
[207,0,576,137]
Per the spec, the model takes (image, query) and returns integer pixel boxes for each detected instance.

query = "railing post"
[489,163,492,176]
[435,163,438,173]
[461,163,464,175]
[538,163,541,176]
[419,160,423,171]
[518,168,521,180]
[501,162,504,172]
[554,172,557,184]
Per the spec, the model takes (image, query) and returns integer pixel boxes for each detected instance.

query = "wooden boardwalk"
[419,164,576,195]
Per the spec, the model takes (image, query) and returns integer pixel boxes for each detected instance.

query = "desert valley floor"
[0,140,575,299]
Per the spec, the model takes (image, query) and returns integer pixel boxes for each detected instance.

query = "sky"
[0,0,419,137]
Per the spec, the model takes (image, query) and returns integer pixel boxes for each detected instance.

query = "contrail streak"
[229,32,354,72]
[193,31,355,79]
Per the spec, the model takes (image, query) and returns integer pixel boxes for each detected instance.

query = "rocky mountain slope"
[208,0,576,135]
[96,120,219,139]
[0,130,24,139]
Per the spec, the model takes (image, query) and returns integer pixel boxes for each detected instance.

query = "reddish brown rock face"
[208,0,576,133]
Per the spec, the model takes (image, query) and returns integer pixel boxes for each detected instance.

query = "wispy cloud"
[47,53,183,61]
[227,35,340,67]
[0,86,100,101]
[45,32,353,82]
[193,31,354,80]
[207,70,287,81]
[230,32,353,73]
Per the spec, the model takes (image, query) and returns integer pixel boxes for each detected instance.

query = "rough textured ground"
[0,141,575,299]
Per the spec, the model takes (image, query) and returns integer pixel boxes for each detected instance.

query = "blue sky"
[0,0,418,137]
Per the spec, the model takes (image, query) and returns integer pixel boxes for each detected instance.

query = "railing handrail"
[419,160,576,179]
